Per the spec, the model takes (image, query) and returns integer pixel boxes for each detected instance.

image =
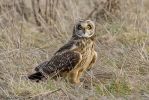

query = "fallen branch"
[29,88,61,99]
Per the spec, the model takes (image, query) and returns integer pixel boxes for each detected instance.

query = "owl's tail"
[28,72,46,82]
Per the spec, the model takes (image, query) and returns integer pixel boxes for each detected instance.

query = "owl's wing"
[35,51,81,75]
[35,61,49,71]
[55,40,77,53]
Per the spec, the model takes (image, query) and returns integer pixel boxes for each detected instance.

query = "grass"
[0,0,149,100]
[95,79,131,96]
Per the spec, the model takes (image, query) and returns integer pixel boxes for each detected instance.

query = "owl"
[28,20,97,84]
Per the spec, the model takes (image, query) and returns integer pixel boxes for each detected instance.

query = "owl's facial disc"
[75,20,95,38]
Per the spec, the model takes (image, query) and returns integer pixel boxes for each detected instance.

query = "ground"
[0,0,149,100]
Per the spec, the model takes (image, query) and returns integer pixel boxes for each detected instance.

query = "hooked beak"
[82,28,85,34]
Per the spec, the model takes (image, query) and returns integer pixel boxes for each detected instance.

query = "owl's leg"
[68,53,82,84]
[87,51,97,71]
[68,70,80,84]
[76,68,84,83]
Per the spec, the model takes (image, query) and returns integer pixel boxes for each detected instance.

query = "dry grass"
[0,0,149,100]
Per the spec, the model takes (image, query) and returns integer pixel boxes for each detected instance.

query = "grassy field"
[0,0,149,100]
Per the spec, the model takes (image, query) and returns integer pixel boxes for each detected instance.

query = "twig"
[29,88,61,99]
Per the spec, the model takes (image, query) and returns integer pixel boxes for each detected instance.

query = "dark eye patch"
[87,24,92,30]
[77,24,82,30]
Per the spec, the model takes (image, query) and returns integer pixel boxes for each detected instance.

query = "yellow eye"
[87,24,92,30]
[77,25,82,30]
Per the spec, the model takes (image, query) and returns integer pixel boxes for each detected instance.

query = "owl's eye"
[87,24,92,30]
[77,25,82,30]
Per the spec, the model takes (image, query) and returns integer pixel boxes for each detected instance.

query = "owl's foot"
[69,79,80,84]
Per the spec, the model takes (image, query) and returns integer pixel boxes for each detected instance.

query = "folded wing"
[35,51,81,75]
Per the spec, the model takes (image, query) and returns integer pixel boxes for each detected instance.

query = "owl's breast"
[82,47,94,60]
[74,38,95,69]
[78,45,94,69]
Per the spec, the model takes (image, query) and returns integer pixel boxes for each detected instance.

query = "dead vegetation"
[0,0,149,100]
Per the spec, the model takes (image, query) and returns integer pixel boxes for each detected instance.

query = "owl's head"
[73,20,95,38]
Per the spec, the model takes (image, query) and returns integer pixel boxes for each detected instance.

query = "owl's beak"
[82,28,86,34]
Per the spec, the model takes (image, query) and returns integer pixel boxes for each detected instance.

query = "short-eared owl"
[28,20,97,84]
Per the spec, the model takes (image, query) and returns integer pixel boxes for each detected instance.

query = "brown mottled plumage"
[28,20,97,84]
